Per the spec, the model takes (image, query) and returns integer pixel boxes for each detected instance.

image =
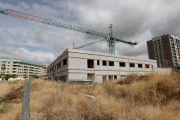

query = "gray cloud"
[0,0,180,65]
[0,46,56,65]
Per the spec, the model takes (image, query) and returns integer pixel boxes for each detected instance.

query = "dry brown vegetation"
[0,72,180,120]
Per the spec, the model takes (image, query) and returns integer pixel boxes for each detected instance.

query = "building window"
[102,61,107,66]
[130,63,135,67]
[151,65,154,69]
[7,71,9,73]
[63,59,67,66]
[145,64,150,68]
[103,75,107,82]
[114,75,117,80]
[109,61,114,66]
[59,62,61,68]
[109,75,113,80]
[138,64,143,68]
[119,62,126,67]
[97,60,99,65]
[8,62,10,64]
[87,59,94,68]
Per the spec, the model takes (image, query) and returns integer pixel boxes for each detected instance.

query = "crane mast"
[109,24,115,54]
[0,9,138,54]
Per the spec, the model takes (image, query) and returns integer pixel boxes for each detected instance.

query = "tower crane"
[0,9,138,54]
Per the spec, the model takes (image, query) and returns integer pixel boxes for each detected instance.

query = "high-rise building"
[147,34,180,71]
[0,57,43,78]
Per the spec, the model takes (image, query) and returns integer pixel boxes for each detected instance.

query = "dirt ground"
[0,82,10,96]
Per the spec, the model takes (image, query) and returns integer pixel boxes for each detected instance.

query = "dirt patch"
[5,86,24,101]
[0,82,10,96]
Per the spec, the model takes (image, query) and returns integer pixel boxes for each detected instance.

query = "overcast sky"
[0,0,180,66]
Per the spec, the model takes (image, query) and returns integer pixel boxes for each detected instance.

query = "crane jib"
[0,9,138,54]
[43,18,108,38]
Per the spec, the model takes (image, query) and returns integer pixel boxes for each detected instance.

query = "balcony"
[13,63,20,65]
[173,55,177,57]
[1,71,5,73]
[12,73,17,75]
[13,66,18,68]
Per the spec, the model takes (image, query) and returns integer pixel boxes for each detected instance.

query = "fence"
[17,77,94,120]
[17,77,34,120]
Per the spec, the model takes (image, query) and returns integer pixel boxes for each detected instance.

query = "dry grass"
[0,82,10,96]
[0,73,180,120]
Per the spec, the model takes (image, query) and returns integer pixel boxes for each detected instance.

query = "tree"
[11,74,18,78]
[4,74,11,79]
[30,75,40,79]
[0,74,1,78]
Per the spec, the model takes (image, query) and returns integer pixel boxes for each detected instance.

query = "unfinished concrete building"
[46,49,157,83]
[147,34,180,72]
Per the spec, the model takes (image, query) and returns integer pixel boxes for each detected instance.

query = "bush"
[4,74,18,79]
[0,103,11,113]
[4,74,11,79]
[30,75,40,79]
[23,76,28,79]
[11,74,18,78]
[0,96,5,104]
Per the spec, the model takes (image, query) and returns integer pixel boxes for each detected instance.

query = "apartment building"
[46,49,157,83]
[147,34,180,72]
[0,57,43,78]
[42,65,47,75]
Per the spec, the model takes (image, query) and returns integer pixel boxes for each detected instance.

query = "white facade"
[46,49,157,83]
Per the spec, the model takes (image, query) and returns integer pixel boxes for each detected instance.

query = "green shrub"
[30,75,40,79]
[4,74,18,79]
[23,76,28,79]
[0,103,11,113]
[0,96,5,104]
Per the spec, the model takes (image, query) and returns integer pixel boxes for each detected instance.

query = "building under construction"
[46,49,157,83]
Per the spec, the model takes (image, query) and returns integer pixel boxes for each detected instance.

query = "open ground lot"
[0,72,180,120]
[0,82,10,96]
